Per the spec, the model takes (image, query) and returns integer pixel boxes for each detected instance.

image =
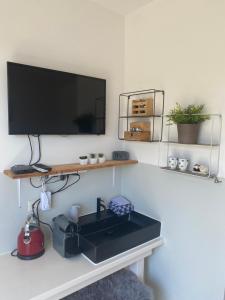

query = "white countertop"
[0,238,163,300]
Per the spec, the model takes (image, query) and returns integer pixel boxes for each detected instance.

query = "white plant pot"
[89,158,97,164]
[98,156,106,163]
[79,158,88,165]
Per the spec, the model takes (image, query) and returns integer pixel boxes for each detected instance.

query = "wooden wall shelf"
[4,160,138,179]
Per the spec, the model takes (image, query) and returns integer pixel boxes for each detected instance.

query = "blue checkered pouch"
[108,196,134,216]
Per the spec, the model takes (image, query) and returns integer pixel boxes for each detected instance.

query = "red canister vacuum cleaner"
[12,215,45,260]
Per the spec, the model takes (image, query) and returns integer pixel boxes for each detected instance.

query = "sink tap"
[97,198,106,218]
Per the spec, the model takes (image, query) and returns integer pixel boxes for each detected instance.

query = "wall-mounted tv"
[7,62,106,135]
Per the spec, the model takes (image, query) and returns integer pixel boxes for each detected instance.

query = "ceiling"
[90,0,153,15]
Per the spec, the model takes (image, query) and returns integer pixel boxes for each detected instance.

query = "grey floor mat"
[62,268,152,300]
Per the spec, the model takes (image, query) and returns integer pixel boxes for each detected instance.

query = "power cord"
[31,173,80,232]
[27,134,41,166]
[36,178,70,231]
[32,175,70,230]
[27,135,33,165]
[11,249,18,257]
[29,176,62,189]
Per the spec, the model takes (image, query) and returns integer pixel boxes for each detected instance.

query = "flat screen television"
[7,62,106,135]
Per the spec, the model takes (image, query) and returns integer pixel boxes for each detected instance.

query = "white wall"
[123,1,225,300]
[0,0,124,170]
[122,164,225,300]
[0,0,124,252]
[0,1,224,299]
[124,0,225,176]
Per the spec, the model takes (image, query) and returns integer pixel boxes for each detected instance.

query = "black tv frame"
[7,62,106,135]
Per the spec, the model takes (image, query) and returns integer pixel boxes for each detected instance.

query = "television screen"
[7,62,106,135]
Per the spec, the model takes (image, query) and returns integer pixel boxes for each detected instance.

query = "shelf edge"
[3,160,138,180]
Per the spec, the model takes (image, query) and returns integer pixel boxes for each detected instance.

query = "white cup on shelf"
[178,158,189,171]
[168,157,178,170]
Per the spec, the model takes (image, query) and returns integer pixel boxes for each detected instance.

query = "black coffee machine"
[52,214,80,258]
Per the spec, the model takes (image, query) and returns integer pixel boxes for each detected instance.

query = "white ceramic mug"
[178,158,189,171]
[168,157,178,170]
[69,204,80,223]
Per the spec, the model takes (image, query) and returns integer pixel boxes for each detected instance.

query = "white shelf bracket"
[112,166,116,187]
[17,179,21,208]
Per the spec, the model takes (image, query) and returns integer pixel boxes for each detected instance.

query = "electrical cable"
[27,134,41,166]
[36,173,80,231]
[27,135,33,165]
[10,249,18,257]
[31,173,81,233]
[32,198,41,225]
[36,200,53,233]
[57,173,80,193]
[35,135,41,164]
[30,178,41,189]
[51,174,70,195]
[33,175,70,231]
[31,175,70,220]
[29,176,62,189]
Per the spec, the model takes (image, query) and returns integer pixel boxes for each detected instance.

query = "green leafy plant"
[167,103,209,124]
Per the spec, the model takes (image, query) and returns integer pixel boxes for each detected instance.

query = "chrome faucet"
[97,198,106,218]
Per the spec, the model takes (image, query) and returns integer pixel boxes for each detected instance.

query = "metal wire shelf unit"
[159,113,222,183]
[118,89,165,142]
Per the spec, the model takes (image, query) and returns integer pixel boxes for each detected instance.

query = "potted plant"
[89,153,97,164]
[167,103,209,144]
[79,155,88,165]
[98,153,106,163]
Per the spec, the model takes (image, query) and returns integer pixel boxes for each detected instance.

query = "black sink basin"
[78,210,161,264]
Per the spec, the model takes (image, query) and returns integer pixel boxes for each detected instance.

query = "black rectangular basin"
[78,210,161,264]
